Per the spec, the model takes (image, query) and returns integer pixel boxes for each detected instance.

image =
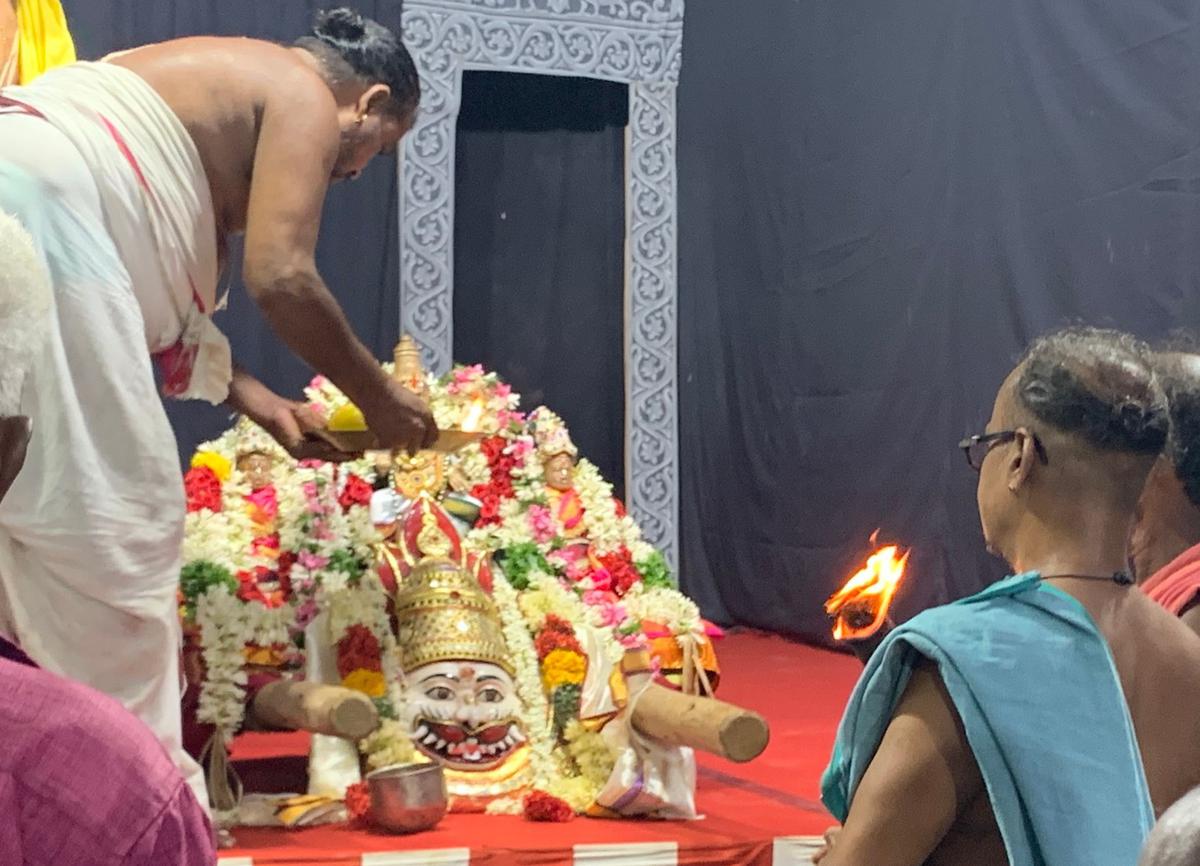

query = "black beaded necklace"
[1037,571,1134,587]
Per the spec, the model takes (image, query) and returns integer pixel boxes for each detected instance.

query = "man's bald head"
[1140,787,1200,866]
[977,327,1168,567]
[1012,327,1168,457]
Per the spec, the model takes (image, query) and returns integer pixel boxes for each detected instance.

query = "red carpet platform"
[219,631,860,866]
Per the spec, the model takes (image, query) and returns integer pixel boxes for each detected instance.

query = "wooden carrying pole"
[250,681,380,740]
[622,650,769,763]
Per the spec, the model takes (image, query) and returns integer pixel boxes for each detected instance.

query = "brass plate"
[313,427,484,455]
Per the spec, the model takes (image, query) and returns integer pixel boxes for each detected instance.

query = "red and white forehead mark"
[458,665,476,681]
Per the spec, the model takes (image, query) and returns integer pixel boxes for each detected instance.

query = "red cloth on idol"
[0,636,216,865]
[1142,542,1200,616]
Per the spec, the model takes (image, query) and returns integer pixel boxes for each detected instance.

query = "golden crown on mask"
[392,505,512,676]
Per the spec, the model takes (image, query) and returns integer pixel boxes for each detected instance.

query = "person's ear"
[357,83,392,119]
[1008,428,1039,492]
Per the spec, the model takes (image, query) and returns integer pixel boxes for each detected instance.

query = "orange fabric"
[1142,542,1200,616]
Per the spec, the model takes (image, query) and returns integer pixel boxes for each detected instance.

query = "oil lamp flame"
[825,541,910,641]
[460,397,486,433]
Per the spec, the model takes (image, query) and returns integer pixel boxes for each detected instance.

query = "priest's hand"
[262,400,355,462]
[359,378,438,455]
[226,365,354,462]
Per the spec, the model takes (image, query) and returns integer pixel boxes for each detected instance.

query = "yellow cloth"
[16,0,74,84]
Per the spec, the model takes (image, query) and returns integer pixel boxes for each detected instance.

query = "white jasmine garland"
[182,476,256,572]
[194,585,291,738]
[343,503,381,564]
[622,584,702,635]
[491,573,557,789]
[573,459,639,555]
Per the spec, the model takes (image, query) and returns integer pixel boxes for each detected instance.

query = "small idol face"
[393,451,445,500]
[544,452,575,492]
[401,661,526,771]
[237,451,275,490]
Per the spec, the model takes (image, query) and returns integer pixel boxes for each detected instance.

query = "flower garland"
[622,584,703,636]
[180,360,707,824]
[194,584,292,737]
[535,615,587,737]
[326,582,403,716]
[491,572,557,790]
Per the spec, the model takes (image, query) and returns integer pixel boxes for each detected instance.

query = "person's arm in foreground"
[240,73,434,454]
[818,662,983,866]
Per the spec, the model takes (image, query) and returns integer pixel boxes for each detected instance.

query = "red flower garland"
[276,551,295,598]
[524,789,575,822]
[236,566,284,607]
[471,435,519,526]
[535,614,584,659]
[480,435,506,463]
[338,474,374,511]
[184,466,222,513]
[336,623,383,679]
[598,548,641,597]
[344,780,372,825]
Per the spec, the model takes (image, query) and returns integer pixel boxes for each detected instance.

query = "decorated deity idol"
[371,337,485,591]
[529,408,585,539]
[232,416,283,569]
[386,495,528,808]
[179,354,770,831]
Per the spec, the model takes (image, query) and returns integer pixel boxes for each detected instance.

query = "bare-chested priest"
[1131,348,1200,634]
[819,328,1200,866]
[0,7,436,807]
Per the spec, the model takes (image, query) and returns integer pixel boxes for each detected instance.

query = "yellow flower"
[342,667,387,698]
[191,450,233,482]
[541,648,587,690]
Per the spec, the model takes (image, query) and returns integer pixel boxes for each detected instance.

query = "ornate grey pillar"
[399,0,685,571]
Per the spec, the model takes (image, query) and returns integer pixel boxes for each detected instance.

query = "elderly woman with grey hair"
[1141,787,1200,866]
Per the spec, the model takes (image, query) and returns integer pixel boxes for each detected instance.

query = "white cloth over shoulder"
[2,60,230,403]
[0,60,229,809]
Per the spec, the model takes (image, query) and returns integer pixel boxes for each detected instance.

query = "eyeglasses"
[957,429,1048,471]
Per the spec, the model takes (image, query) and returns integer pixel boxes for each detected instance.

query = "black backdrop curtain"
[677,0,1200,642]
[63,0,407,461]
[454,71,627,495]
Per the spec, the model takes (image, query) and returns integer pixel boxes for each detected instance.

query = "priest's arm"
[819,662,986,866]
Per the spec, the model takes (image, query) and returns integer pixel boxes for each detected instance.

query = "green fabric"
[821,572,1153,866]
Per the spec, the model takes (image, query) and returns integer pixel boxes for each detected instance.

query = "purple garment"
[0,636,215,865]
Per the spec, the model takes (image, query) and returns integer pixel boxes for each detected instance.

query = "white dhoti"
[0,62,233,809]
